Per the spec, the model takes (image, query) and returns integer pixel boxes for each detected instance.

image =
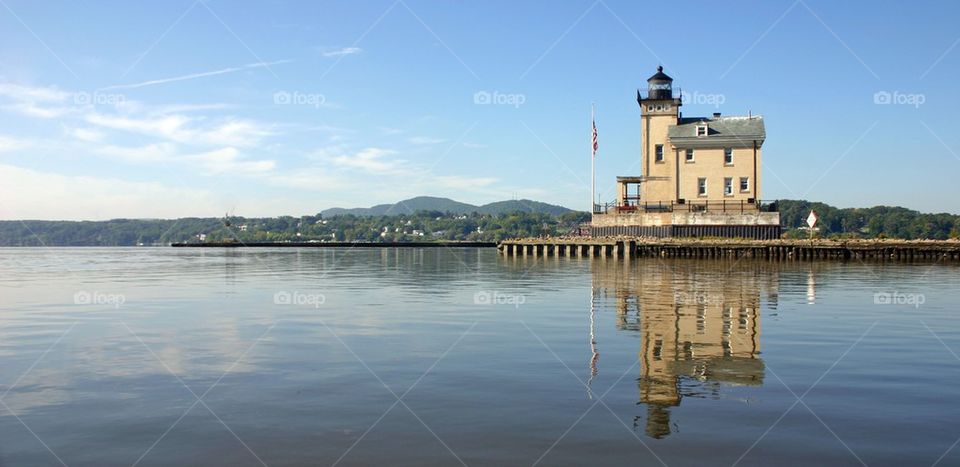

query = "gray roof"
[668,115,765,148]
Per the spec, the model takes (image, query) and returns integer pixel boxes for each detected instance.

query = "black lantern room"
[646,65,673,100]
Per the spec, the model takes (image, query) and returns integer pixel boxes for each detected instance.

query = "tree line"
[0,200,956,246]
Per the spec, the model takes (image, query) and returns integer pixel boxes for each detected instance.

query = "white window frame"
[697,177,707,197]
[647,105,654,112]
[685,148,695,162]
[724,177,733,196]
[696,125,708,137]
[724,148,733,165]
[740,177,750,192]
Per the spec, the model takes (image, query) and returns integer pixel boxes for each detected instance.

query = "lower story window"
[697,177,707,196]
[724,177,733,196]
[740,177,750,192]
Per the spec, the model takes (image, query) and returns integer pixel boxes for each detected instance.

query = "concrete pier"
[497,238,960,262]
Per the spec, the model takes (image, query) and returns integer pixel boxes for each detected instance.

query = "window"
[697,125,708,137]
[685,148,694,162]
[655,144,663,162]
[647,105,654,112]
[724,177,733,196]
[740,177,750,192]
[697,178,707,196]
[655,105,663,111]
[724,148,733,165]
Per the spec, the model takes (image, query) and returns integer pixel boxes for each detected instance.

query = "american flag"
[592,119,598,157]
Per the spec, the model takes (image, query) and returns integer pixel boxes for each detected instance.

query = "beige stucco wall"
[592,212,672,227]
[591,211,780,227]
[637,108,764,204]
[639,101,679,203]
[675,147,760,201]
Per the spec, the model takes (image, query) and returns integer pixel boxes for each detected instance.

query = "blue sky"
[1,0,958,220]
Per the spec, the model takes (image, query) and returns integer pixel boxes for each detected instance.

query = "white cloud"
[267,169,351,192]
[0,82,70,102]
[184,147,276,175]
[0,164,219,220]
[0,135,30,153]
[85,113,272,147]
[0,82,76,118]
[408,136,447,145]
[66,127,105,143]
[95,143,274,175]
[102,60,292,90]
[322,47,362,58]
[329,147,406,174]
[95,142,177,163]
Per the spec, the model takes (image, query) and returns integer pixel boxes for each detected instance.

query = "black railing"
[637,87,682,102]
[595,199,779,215]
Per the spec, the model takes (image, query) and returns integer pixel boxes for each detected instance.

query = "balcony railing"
[594,199,778,215]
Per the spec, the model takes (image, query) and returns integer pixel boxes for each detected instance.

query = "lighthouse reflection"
[591,259,780,439]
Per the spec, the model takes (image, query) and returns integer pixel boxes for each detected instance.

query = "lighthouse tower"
[637,66,682,203]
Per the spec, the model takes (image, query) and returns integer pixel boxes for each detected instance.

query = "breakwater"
[498,238,960,261]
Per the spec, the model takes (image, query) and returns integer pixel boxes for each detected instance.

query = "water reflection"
[592,259,782,439]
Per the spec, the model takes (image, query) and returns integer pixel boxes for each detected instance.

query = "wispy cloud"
[65,127,105,143]
[103,60,293,90]
[322,47,363,58]
[85,112,273,147]
[0,82,76,118]
[185,147,276,175]
[408,136,446,145]
[330,147,404,174]
[0,135,31,153]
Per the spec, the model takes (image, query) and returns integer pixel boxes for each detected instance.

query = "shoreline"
[171,241,497,248]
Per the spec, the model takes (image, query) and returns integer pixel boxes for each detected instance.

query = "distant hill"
[321,196,573,217]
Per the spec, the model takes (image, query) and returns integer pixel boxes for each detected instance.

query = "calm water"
[1,247,959,466]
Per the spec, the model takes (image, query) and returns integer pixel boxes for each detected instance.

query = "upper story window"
[740,177,750,192]
[696,125,708,137]
[655,105,663,111]
[724,148,733,165]
[685,148,694,162]
[655,144,664,162]
[647,105,654,112]
[697,178,707,196]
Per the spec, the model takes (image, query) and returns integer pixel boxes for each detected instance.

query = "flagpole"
[591,103,596,222]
